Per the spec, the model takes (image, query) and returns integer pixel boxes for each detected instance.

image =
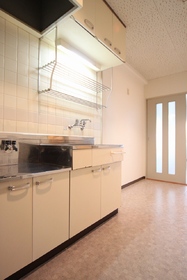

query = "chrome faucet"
[80,119,91,130]
[68,119,91,130]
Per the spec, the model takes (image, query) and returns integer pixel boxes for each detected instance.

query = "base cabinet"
[33,172,69,260]
[0,179,33,280]
[101,162,121,218]
[0,147,122,278]
[70,167,101,237]
[70,161,122,237]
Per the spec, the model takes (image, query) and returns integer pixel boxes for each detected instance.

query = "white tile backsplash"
[17,73,29,87]
[4,69,17,84]
[0,94,3,105]
[18,28,29,43]
[5,57,17,72]
[0,42,4,55]
[18,39,29,54]
[16,97,28,110]
[0,105,3,118]
[17,85,29,98]
[0,17,5,31]
[18,51,28,65]
[4,82,16,96]
[0,67,4,81]
[5,32,17,48]
[4,94,16,108]
[16,109,28,121]
[18,62,28,76]
[0,15,102,142]
[6,21,17,36]
[4,119,16,131]
[4,107,16,120]
[16,120,28,132]
[28,122,38,133]
[5,45,17,60]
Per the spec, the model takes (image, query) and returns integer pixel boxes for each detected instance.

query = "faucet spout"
[80,119,91,130]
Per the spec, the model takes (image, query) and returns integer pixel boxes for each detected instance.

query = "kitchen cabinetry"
[72,149,92,169]
[112,14,126,61]
[33,172,69,260]
[73,0,95,35]
[0,178,33,280]
[101,162,121,218]
[70,147,123,237]
[70,166,101,237]
[95,0,126,61]
[95,0,113,49]
[73,0,126,62]
[92,147,124,166]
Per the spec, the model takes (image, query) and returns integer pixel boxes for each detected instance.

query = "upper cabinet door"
[112,15,126,62]
[95,0,113,48]
[73,0,96,35]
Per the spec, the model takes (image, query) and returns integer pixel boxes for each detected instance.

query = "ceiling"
[105,0,187,80]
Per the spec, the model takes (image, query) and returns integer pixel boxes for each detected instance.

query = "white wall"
[102,64,147,186]
[145,71,187,98]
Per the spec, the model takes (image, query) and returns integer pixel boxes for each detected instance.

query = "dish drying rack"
[38,27,111,110]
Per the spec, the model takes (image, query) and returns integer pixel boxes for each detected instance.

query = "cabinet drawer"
[72,149,92,169]
[92,148,124,166]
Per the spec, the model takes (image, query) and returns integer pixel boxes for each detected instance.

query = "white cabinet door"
[72,149,92,169]
[73,0,95,35]
[95,0,113,48]
[33,172,69,260]
[0,179,32,280]
[70,167,101,237]
[112,14,126,61]
[101,162,121,218]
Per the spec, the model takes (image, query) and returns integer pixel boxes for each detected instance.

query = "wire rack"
[38,60,111,109]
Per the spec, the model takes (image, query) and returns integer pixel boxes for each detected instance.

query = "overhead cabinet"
[95,0,113,49]
[73,0,126,62]
[73,0,95,36]
[112,14,126,61]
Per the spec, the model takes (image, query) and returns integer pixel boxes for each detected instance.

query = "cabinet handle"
[104,38,112,47]
[8,182,30,191]
[35,178,53,186]
[92,168,102,173]
[84,19,94,30]
[102,166,111,171]
[114,47,121,55]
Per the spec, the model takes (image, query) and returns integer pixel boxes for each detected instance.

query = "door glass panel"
[168,101,176,175]
[156,103,163,173]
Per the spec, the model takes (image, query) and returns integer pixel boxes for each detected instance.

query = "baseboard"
[121,176,145,189]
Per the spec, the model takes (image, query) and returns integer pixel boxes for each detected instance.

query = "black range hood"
[0,0,78,34]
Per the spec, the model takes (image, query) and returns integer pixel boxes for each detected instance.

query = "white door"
[147,93,186,184]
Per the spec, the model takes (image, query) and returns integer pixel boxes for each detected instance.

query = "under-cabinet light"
[56,39,101,72]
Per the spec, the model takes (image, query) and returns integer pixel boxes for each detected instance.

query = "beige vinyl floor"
[23,179,187,280]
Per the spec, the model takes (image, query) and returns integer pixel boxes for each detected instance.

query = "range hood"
[0,0,81,34]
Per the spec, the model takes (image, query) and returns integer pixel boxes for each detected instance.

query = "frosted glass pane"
[156,103,163,173]
[168,101,176,175]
